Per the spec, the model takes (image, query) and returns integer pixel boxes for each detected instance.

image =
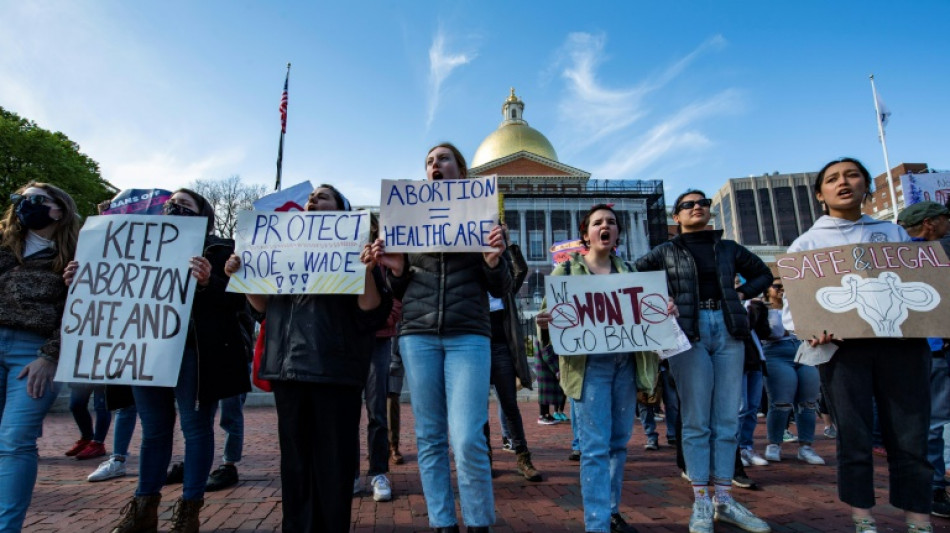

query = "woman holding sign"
[370,143,511,533]
[635,190,772,533]
[535,203,664,533]
[225,184,393,533]
[0,182,79,532]
[785,158,933,533]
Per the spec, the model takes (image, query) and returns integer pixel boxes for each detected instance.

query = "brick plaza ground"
[24,403,950,532]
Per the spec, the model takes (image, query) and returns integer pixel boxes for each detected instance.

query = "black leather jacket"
[635,230,772,341]
[258,267,393,386]
[389,252,511,338]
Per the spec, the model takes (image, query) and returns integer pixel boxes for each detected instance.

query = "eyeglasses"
[676,198,712,212]
[11,193,56,207]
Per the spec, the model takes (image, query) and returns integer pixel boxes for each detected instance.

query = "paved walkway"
[24,404,949,532]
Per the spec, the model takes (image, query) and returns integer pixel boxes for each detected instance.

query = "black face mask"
[15,200,56,230]
[163,203,199,217]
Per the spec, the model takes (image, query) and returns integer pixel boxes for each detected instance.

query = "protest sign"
[778,242,950,339]
[543,271,677,355]
[550,240,586,265]
[101,189,172,215]
[252,181,313,212]
[55,215,205,386]
[226,210,369,295]
[379,176,499,252]
[900,172,950,206]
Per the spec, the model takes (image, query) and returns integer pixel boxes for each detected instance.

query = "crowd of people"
[0,152,947,533]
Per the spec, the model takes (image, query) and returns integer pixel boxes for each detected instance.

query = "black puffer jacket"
[259,267,393,386]
[634,230,772,341]
[390,252,511,338]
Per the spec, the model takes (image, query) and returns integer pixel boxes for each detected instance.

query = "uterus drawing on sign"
[815,272,940,336]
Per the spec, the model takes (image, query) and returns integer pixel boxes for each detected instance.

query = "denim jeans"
[68,384,111,442]
[490,342,528,451]
[929,353,949,490]
[360,337,391,477]
[819,338,931,513]
[132,347,216,501]
[570,399,579,451]
[0,327,61,533]
[763,338,819,445]
[573,353,637,533]
[738,370,762,449]
[400,334,493,528]
[638,402,659,442]
[217,362,249,464]
[668,310,745,486]
[111,406,137,458]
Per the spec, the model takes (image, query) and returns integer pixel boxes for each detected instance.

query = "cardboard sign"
[900,172,950,206]
[379,176,499,252]
[544,271,677,355]
[227,210,369,295]
[101,189,172,215]
[55,215,205,386]
[778,242,950,339]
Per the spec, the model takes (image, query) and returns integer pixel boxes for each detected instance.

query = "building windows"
[525,210,546,260]
[735,190,760,245]
[504,210,520,246]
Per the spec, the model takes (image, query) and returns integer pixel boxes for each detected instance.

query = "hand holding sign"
[483,224,506,268]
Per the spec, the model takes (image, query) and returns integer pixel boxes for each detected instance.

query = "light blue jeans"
[400,334,494,528]
[573,354,637,533]
[764,337,819,445]
[0,327,61,533]
[668,310,745,486]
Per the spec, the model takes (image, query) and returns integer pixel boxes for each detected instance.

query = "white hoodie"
[781,215,910,331]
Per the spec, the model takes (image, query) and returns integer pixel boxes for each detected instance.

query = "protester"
[226,184,392,533]
[536,203,665,533]
[65,188,253,533]
[65,384,111,460]
[786,158,933,533]
[370,143,510,533]
[897,201,950,519]
[485,229,541,482]
[636,189,773,533]
[747,283,825,466]
[0,183,79,531]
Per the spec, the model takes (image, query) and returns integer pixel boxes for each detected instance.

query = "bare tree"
[190,175,267,239]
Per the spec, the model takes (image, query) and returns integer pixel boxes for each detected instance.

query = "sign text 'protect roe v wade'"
[226,210,370,295]
[379,176,499,253]
[55,215,206,386]
[544,271,677,355]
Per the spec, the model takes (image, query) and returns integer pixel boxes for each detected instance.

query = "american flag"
[279,72,289,134]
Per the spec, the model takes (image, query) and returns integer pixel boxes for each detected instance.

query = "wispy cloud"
[426,27,476,129]
[553,32,734,174]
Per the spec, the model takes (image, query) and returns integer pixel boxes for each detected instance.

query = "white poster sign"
[900,172,950,206]
[226,210,369,295]
[543,271,677,355]
[379,176,499,252]
[55,215,205,386]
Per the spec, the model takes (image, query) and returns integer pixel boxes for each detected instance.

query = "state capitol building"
[468,90,667,307]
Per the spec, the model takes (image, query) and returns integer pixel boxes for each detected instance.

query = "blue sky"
[2,1,949,206]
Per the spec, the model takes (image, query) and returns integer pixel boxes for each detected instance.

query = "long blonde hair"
[0,182,81,273]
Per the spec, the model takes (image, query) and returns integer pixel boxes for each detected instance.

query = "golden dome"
[471,89,558,167]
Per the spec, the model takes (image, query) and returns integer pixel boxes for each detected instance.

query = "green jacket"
[538,252,660,400]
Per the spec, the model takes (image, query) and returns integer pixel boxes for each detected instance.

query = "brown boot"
[111,494,161,533]
[168,497,203,533]
[390,446,404,465]
[517,450,543,482]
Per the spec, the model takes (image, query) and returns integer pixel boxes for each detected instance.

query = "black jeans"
[819,339,932,513]
[273,381,362,533]
[361,337,392,477]
[489,342,528,451]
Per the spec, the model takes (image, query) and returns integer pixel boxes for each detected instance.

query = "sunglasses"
[676,198,712,212]
[771,284,784,290]
[11,193,56,207]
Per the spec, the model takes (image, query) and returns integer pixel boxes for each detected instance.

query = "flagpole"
[870,74,898,223]
[276,62,291,191]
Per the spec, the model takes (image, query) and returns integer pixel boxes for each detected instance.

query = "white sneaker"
[87,456,126,482]
[764,444,781,462]
[353,476,362,495]
[689,497,714,533]
[714,497,771,532]
[740,448,769,467]
[796,445,826,465]
[371,474,392,502]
